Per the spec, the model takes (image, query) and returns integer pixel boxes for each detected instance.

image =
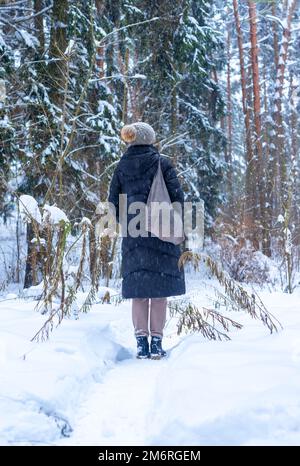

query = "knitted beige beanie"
[121,122,156,146]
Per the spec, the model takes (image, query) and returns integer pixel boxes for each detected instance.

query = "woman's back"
[109,143,184,214]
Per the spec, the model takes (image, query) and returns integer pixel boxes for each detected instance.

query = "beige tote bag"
[146,158,185,245]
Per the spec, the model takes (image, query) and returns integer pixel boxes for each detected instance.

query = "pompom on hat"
[121,122,156,146]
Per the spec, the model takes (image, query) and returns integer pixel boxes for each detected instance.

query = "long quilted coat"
[108,144,186,299]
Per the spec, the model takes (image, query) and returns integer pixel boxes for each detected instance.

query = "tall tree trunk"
[121,47,130,124]
[129,49,143,121]
[226,15,233,204]
[266,0,297,253]
[261,59,272,255]
[171,85,178,164]
[48,0,69,107]
[232,0,256,246]
[248,0,265,251]
[271,2,279,69]
[286,73,300,249]
[289,71,300,248]
[96,44,105,79]
[289,72,299,206]
[33,0,45,55]
[275,0,297,206]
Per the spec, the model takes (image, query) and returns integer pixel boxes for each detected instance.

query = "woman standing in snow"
[108,122,186,359]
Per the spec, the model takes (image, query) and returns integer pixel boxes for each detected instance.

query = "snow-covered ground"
[1,282,300,446]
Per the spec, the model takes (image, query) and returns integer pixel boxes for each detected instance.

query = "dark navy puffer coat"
[108,144,186,299]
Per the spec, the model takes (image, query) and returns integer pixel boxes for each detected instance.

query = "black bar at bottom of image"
[1,445,295,463]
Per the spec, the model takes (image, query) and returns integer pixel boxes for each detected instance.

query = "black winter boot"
[150,336,167,360]
[136,336,150,359]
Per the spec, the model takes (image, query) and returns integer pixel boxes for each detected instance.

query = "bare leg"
[150,298,167,338]
[132,298,150,336]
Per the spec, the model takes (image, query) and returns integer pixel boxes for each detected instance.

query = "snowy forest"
[1,0,300,447]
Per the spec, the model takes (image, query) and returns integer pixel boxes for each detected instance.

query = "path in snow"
[63,356,168,445]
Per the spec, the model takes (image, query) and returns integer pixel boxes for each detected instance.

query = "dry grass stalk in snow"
[178,251,282,336]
